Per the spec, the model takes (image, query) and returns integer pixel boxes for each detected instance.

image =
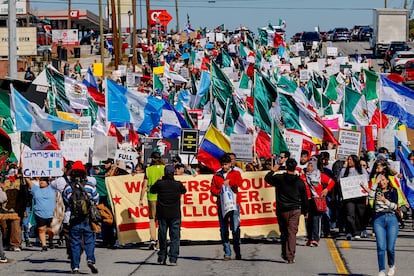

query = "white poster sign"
[378,130,408,152]
[282,131,303,164]
[79,116,92,139]
[327,47,338,57]
[336,129,362,160]
[299,69,309,82]
[22,150,64,177]
[115,149,139,167]
[0,0,26,15]
[230,134,253,161]
[61,139,94,164]
[340,174,368,200]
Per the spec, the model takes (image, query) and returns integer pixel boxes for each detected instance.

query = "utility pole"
[175,0,179,33]
[385,0,387,8]
[111,0,120,69]
[146,0,150,46]
[117,0,122,64]
[99,0,105,70]
[68,0,71,29]
[132,0,137,72]
[8,0,17,79]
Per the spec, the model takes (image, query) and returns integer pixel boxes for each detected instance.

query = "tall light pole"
[140,0,143,30]
[8,0,17,79]
[128,10,132,47]
[175,0,179,33]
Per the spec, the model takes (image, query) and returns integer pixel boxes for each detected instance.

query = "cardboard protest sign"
[22,150,64,177]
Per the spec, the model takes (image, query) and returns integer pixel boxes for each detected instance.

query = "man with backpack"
[63,161,99,274]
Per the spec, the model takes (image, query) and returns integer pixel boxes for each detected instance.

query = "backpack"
[68,181,91,221]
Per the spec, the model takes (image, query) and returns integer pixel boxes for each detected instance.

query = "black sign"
[180,129,199,154]
[142,138,179,165]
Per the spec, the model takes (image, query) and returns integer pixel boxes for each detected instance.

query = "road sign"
[149,10,172,26]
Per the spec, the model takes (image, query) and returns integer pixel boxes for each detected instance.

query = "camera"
[376,188,382,196]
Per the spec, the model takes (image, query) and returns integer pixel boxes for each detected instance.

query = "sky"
[29,0,412,38]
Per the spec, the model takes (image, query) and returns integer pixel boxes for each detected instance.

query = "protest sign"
[230,134,253,161]
[22,150,64,177]
[340,174,368,200]
[336,129,362,160]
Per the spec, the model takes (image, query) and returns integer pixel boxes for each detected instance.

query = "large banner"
[106,171,306,245]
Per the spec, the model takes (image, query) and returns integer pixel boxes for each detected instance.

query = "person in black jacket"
[150,165,187,266]
[265,158,308,264]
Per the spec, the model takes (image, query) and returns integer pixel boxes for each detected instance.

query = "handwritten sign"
[22,150,64,177]
[336,129,362,160]
[340,174,368,200]
[230,134,253,161]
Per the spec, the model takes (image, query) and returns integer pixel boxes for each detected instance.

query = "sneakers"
[223,256,231,261]
[235,254,242,260]
[306,240,312,246]
[148,240,158,250]
[167,261,177,266]
[361,230,368,238]
[0,256,8,263]
[87,261,99,274]
[387,265,396,276]
[9,247,21,252]
[346,233,352,240]
[41,246,48,252]
[353,235,361,240]
[157,257,166,265]
[72,268,80,274]
[310,240,319,247]
[287,258,295,264]
[25,239,32,248]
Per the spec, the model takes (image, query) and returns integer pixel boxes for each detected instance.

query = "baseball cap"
[102,158,114,164]
[172,155,181,163]
[164,164,175,175]
[72,160,86,171]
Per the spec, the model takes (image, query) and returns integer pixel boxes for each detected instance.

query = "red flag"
[108,123,123,143]
[370,108,389,128]
[274,33,285,47]
[254,130,271,159]
[364,125,375,151]
[87,87,105,107]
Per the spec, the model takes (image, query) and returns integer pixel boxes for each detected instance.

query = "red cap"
[72,160,85,171]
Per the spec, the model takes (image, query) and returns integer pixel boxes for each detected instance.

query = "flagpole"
[223,98,230,133]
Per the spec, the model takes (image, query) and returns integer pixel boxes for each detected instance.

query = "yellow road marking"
[340,241,351,249]
[326,238,349,275]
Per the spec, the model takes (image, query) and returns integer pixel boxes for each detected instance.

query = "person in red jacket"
[210,153,243,261]
[302,157,335,247]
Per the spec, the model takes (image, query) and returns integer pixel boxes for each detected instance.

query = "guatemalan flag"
[106,79,164,134]
[161,99,189,138]
[11,86,78,132]
[380,75,414,129]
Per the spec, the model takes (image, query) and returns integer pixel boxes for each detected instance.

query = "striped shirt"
[367,185,398,214]
[63,178,100,206]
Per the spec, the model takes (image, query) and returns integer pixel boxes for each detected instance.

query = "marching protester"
[150,165,187,266]
[139,151,165,250]
[25,177,56,252]
[265,158,309,263]
[0,186,8,262]
[63,161,99,274]
[361,172,400,276]
[339,155,369,240]
[210,153,243,261]
[302,157,335,247]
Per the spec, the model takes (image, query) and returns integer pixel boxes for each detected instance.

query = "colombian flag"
[196,124,230,172]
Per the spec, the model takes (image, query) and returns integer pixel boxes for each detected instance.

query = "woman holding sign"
[339,154,369,240]
[361,172,399,276]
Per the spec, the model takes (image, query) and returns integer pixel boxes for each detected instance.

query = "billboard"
[0,0,27,15]
[0,27,37,56]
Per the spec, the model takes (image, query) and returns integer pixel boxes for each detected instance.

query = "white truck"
[370,8,409,57]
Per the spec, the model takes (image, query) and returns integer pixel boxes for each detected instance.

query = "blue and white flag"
[83,67,98,89]
[162,99,189,138]
[106,79,164,134]
[380,76,414,128]
[197,70,211,97]
[11,87,78,132]
[395,137,414,208]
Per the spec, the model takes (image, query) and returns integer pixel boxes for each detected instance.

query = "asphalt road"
[1,219,413,276]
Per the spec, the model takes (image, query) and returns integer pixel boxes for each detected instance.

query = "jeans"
[70,220,96,269]
[21,206,31,241]
[157,218,181,263]
[306,199,322,241]
[218,205,241,257]
[0,227,5,258]
[373,212,399,272]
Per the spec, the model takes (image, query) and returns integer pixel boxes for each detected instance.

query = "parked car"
[299,31,321,50]
[402,59,414,87]
[385,41,411,61]
[390,51,414,72]
[351,25,369,40]
[325,30,334,41]
[358,26,373,41]
[331,27,351,41]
